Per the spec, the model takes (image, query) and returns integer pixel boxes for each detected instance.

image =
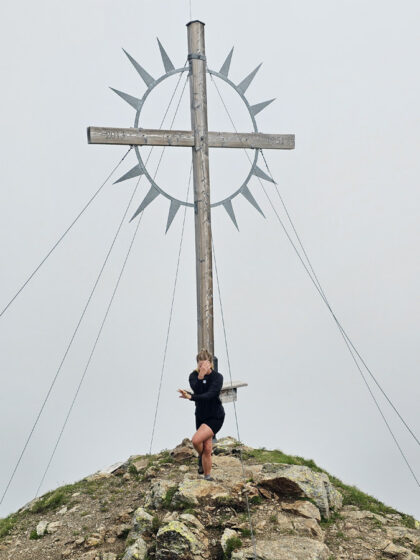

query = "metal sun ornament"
[111,39,276,232]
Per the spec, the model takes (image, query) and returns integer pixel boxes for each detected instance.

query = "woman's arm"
[190,373,223,401]
[189,371,202,393]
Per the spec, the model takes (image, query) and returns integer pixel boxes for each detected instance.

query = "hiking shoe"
[198,454,204,474]
[204,474,214,481]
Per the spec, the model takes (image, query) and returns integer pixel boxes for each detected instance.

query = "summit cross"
[87,20,295,356]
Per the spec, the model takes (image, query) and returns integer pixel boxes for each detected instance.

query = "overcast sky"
[0,0,419,521]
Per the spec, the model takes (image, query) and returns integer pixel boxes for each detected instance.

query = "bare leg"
[202,434,213,476]
[192,424,214,465]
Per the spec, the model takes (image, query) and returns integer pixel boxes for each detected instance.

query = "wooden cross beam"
[88,127,294,150]
[87,20,295,358]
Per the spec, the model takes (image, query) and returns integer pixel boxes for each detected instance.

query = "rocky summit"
[0,437,419,560]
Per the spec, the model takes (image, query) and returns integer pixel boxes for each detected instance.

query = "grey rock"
[46,521,62,534]
[144,480,174,509]
[156,520,207,559]
[132,507,154,535]
[232,536,331,560]
[122,536,148,560]
[257,464,342,519]
[221,528,239,552]
[36,520,48,537]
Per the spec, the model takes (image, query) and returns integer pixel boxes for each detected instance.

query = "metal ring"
[133,66,259,209]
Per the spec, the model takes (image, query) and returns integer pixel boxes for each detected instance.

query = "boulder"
[171,441,195,462]
[36,520,48,537]
[172,477,230,508]
[156,520,206,559]
[281,499,321,521]
[132,507,154,536]
[257,464,342,519]
[46,521,62,534]
[292,517,324,541]
[385,525,420,547]
[232,536,331,559]
[131,458,148,472]
[144,480,175,509]
[221,528,240,553]
[122,536,148,560]
[381,540,420,559]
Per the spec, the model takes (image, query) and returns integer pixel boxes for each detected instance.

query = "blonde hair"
[195,348,213,372]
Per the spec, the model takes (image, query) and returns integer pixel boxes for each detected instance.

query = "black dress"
[189,369,225,435]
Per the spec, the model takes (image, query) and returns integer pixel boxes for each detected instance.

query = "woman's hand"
[178,389,191,400]
[198,359,212,379]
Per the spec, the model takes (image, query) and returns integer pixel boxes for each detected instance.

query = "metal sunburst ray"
[130,186,160,222]
[241,185,265,217]
[122,49,155,87]
[110,87,141,111]
[165,200,181,233]
[113,164,144,184]
[253,165,275,183]
[219,47,234,77]
[237,63,262,94]
[157,38,175,73]
[223,199,239,230]
[249,98,275,117]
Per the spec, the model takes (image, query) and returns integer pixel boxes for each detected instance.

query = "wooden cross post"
[88,20,295,359]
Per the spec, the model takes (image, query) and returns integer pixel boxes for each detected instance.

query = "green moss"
[224,536,242,559]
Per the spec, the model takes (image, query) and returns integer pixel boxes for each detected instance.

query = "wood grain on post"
[188,20,214,356]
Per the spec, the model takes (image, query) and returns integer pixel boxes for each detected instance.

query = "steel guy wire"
[212,237,258,560]
[148,162,193,456]
[35,191,146,498]
[209,71,420,487]
[260,150,420,450]
[147,69,191,456]
[35,68,189,497]
[257,165,420,488]
[0,61,189,507]
[0,147,133,320]
[0,177,140,507]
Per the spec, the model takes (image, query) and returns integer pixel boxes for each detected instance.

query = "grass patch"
[29,529,42,540]
[249,496,262,505]
[152,516,161,534]
[224,536,242,559]
[328,475,416,529]
[238,527,251,538]
[30,490,69,514]
[243,448,325,473]
[0,514,18,539]
[319,511,342,528]
[162,485,178,509]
